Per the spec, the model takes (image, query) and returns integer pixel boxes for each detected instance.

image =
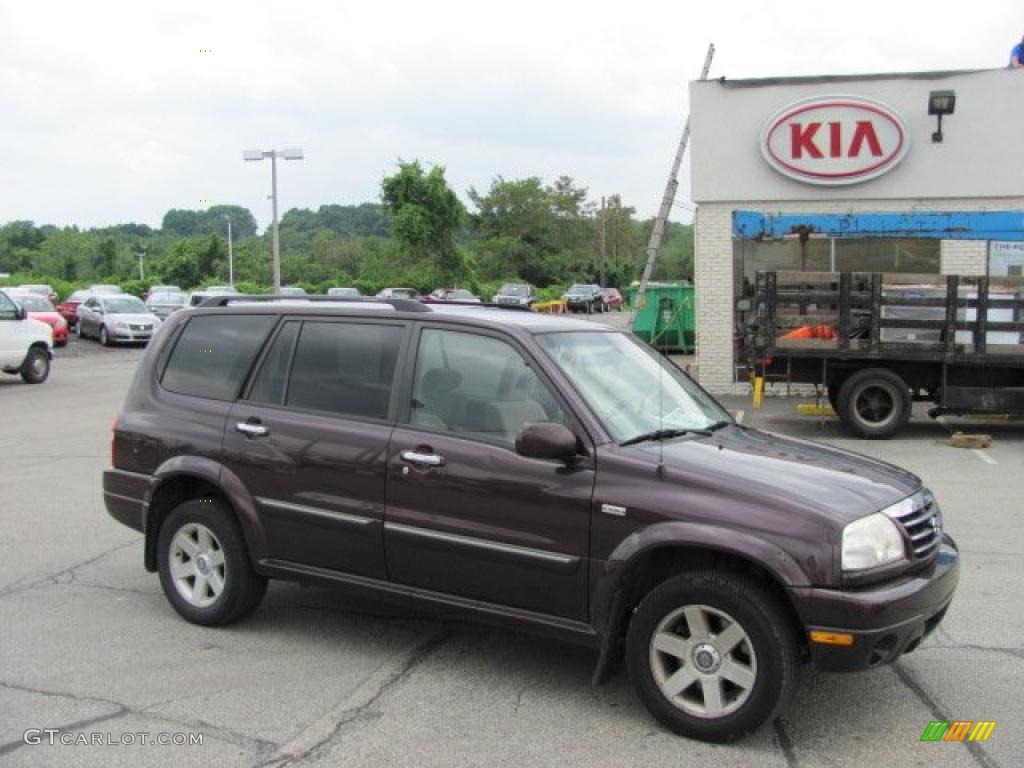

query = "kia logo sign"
[760,96,909,185]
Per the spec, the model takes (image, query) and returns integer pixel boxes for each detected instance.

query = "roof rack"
[198,294,432,313]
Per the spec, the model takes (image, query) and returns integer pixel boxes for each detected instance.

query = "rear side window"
[161,315,276,401]
[283,322,404,420]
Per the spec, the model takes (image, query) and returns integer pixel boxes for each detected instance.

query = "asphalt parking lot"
[0,336,1020,767]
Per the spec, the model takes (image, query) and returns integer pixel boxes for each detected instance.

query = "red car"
[10,292,68,346]
[602,287,623,310]
[57,289,92,328]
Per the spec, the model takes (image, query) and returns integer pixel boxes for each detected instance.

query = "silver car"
[77,295,160,346]
[145,291,188,319]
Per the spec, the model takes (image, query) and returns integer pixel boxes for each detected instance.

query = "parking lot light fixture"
[244,148,304,292]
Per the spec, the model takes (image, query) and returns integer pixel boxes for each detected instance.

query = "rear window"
[282,321,404,420]
[161,315,276,401]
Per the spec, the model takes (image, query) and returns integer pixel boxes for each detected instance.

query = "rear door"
[222,317,410,579]
[384,325,595,620]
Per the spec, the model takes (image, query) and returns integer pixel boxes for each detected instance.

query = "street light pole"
[244,148,303,294]
[137,251,145,281]
[270,153,280,292]
[223,215,234,287]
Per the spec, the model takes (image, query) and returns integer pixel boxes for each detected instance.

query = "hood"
[108,313,159,324]
[28,311,63,325]
[626,425,919,526]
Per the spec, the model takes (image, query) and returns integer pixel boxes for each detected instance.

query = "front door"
[222,318,409,579]
[385,326,595,620]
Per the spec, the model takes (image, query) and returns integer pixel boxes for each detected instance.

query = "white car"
[0,289,53,384]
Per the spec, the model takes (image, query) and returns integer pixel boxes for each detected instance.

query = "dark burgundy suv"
[103,296,959,742]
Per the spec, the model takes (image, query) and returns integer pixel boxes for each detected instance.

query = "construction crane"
[632,43,715,314]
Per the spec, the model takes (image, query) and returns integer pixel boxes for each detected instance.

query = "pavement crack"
[893,663,1001,768]
[0,538,140,600]
[919,642,1024,661]
[0,679,279,754]
[259,627,450,767]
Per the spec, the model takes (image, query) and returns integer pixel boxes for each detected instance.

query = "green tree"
[380,161,465,285]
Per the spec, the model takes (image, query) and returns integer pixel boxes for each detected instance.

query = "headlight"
[841,512,905,571]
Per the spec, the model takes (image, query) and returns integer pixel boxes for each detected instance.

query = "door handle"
[400,450,445,467]
[236,421,269,438]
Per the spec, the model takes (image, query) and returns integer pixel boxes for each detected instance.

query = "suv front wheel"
[157,499,267,626]
[625,571,800,743]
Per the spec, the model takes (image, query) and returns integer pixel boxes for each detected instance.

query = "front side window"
[536,331,729,443]
[161,315,277,400]
[409,329,567,446]
[283,322,403,420]
[0,292,17,320]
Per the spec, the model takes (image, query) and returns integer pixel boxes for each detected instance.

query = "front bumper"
[789,534,959,671]
[109,327,155,343]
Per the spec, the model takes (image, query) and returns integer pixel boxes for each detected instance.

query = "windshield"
[567,284,590,293]
[536,331,730,442]
[104,297,147,314]
[499,284,529,297]
[452,290,475,300]
[17,296,54,311]
[69,290,91,301]
[329,287,360,297]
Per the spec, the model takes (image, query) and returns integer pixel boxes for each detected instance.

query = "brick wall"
[694,197,1024,393]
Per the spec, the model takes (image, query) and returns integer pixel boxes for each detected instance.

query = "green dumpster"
[625,281,695,353]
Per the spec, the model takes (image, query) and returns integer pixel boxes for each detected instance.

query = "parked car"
[88,284,123,295]
[57,289,93,328]
[18,283,59,305]
[492,283,536,307]
[602,287,623,311]
[563,283,605,313]
[327,287,362,298]
[144,285,182,302]
[279,286,308,297]
[0,289,52,383]
[77,294,160,346]
[145,291,188,320]
[9,292,68,346]
[188,286,239,307]
[104,299,959,743]
[427,288,481,303]
[377,287,421,300]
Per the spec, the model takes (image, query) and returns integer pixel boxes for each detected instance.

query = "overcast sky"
[1,0,1020,231]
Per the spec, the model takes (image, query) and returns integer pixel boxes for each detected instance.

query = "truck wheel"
[626,572,800,743]
[20,347,50,384]
[837,368,911,439]
[157,499,268,626]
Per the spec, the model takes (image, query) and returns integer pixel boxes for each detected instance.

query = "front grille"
[885,493,942,559]
[130,324,152,331]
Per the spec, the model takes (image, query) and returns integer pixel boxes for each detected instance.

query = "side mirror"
[516,422,578,461]
[15,305,27,320]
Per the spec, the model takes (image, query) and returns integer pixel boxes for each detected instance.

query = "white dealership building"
[688,68,1024,392]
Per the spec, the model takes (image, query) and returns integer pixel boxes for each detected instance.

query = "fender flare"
[588,521,810,684]
[144,456,268,570]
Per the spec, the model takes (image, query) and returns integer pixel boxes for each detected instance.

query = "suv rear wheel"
[626,572,800,743]
[157,499,267,625]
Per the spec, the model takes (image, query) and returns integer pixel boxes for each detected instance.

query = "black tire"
[20,346,50,384]
[826,377,844,412]
[625,571,801,743]
[836,368,911,439]
[157,499,268,626]
[77,321,86,339]
[99,325,111,347]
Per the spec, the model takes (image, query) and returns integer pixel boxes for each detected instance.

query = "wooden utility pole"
[600,196,607,288]
[633,43,715,312]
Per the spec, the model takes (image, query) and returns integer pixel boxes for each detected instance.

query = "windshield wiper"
[620,427,711,447]
[706,420,732,432]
